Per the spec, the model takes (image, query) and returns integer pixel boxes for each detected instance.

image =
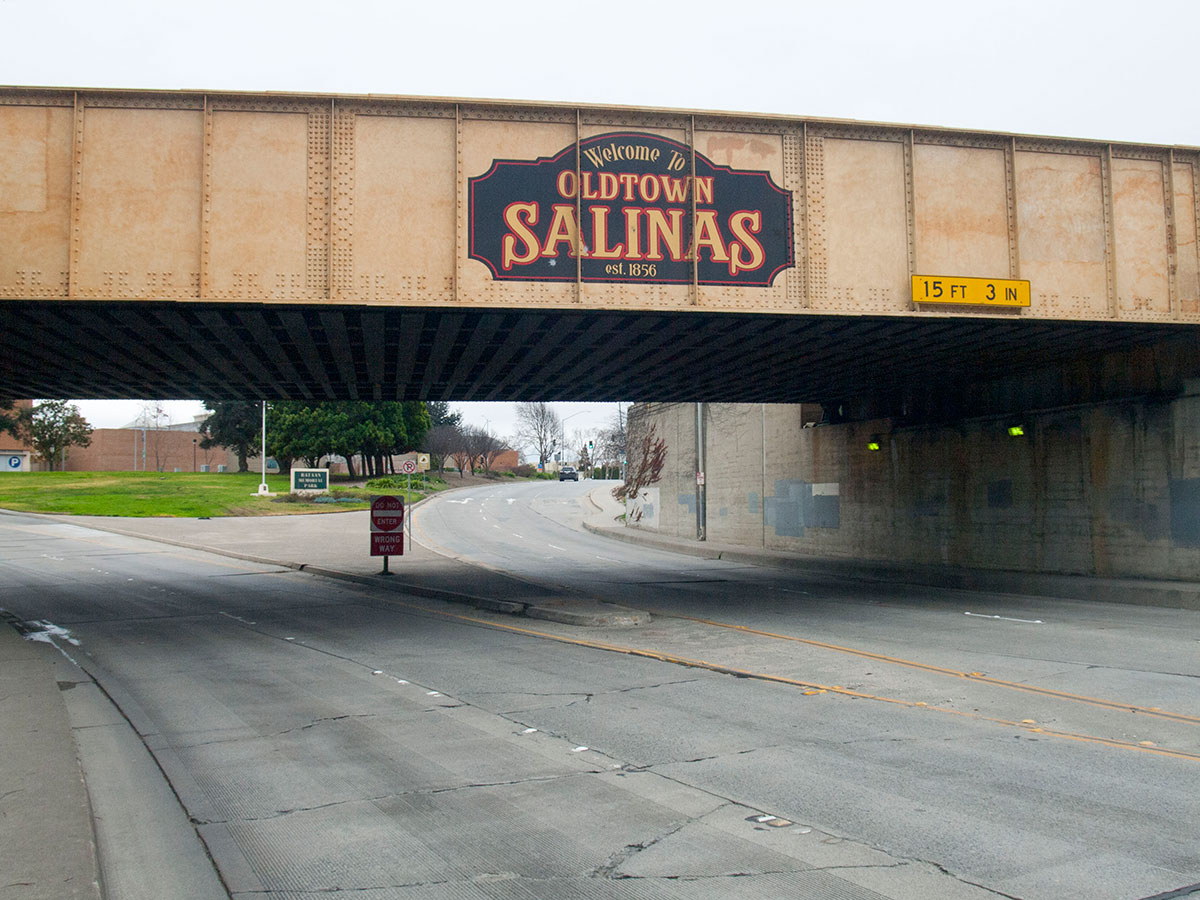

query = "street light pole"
[256,401,270,495]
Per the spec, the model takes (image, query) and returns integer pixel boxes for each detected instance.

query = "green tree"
[264,401,344,476]
[264,401,432,480]
[199,401,261,473]
[17,400,93,471]
[427,401,462,429]
[349,401,431,478]
[0,399,17,438]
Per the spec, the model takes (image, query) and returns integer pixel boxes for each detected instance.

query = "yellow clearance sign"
[912,275,1031,308]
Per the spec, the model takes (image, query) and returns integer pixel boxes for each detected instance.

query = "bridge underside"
[1,301,1191,422]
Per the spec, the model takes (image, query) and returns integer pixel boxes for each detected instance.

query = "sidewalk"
[581,487,1200,611]
[0,617,101,900]
[55,502,648,628]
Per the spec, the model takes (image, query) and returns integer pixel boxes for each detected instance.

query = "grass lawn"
[0,471,389,518]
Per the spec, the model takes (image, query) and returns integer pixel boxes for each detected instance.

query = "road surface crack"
[283,714,376,734]
[425,771,596,795]
[637,746,762,770]
[231,892,451,897]
[869,849,1027,899]
[183,715,377,747]
[198,771,602,825]
[590,818,690,879]
[495,680,699,714]
[609,678,700,694]
[194,794,398,824]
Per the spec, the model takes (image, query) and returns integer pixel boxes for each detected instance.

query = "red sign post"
[371,495,405,573]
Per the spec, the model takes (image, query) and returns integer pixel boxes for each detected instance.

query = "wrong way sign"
[370,495,405,557]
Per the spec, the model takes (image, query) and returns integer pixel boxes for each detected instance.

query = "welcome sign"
[469,132,794,287]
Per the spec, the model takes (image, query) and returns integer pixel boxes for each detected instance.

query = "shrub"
[365,476,406,490]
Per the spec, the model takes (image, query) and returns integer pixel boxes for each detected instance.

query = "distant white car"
[559,466,578,482]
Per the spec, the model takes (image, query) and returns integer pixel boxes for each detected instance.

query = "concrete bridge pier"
[629,340,1200,582]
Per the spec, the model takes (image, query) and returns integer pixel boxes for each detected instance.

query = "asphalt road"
[2,483,1198,900]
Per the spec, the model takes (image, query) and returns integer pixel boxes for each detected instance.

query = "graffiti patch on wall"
[762,480,840,538]
[1170,479,1200,546]
[629,487,660,529]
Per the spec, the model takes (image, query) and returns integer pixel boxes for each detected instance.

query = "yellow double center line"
[374,594,1200,764]
[659,613,1200,727]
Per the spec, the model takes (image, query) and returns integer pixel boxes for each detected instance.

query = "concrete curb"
[582,521,1200,611]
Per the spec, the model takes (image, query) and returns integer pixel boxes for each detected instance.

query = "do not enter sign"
[371,495,405,557]
[371,495,405,531]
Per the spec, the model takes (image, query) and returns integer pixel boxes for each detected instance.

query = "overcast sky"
[6,0,1195,441]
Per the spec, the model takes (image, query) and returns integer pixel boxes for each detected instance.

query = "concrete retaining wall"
[629,387,1200,580]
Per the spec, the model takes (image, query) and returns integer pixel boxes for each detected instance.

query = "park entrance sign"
[290,468,330,494]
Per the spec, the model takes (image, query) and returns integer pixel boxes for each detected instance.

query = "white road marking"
[964,612,1044,624]
[548,544,568,552]
[219,611,258,625]
[447,498,473,505]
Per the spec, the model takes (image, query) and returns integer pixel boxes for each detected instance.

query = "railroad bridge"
[1,87,1197,579]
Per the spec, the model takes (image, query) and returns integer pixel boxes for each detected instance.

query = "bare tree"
[132,400,174,472]
[571,427,595,479]
[613,416,667,517]
[481,432,511,472]
[462,425,507,474]
[514,401,561,469]
[449,446,472,477]
[424,423,462,475]
[597,406,627,478]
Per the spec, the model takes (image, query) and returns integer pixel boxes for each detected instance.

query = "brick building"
[61,426,243,473]
[0,400,35,472]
